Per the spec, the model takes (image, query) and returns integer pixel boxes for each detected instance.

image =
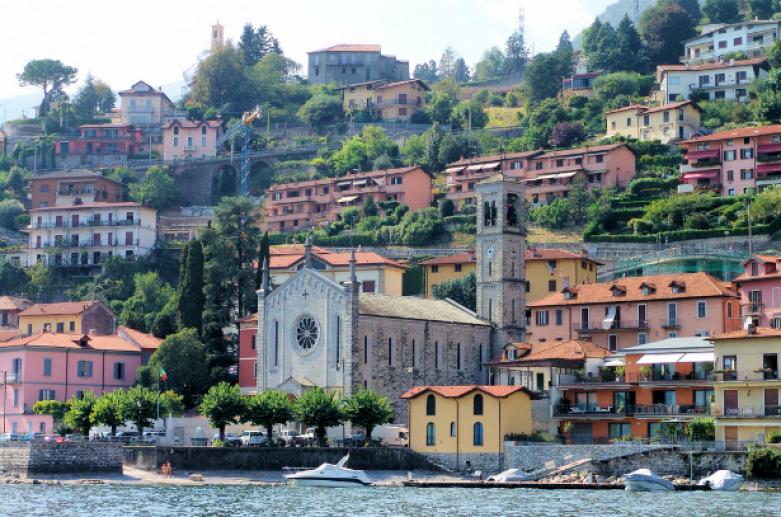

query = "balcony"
[660,318,680,329]
[32,219,141,230]
[573,319,649,333]
[720,406,781,418]
[634,404,710,417]
[557,370,714,387]
[718,369,781,383]
[3,373,21,384]
[553,405,634,418]
[741,302,764,318]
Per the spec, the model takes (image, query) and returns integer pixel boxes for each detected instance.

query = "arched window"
[426,423,436,446]
[426,394,436,415]
[473,422,483,446]
[473,394,484,415]
[201,126,207,135]
[173,126,179,135]
[450,422,456,437]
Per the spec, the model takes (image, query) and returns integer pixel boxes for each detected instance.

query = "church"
[255,173,526,422]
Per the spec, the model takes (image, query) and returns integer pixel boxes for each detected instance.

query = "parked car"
[343,432,366,447]
[143,431,180,444]
[114,431,140,443]
[0,433,22,442]
[281,430,305,446]
[372,425,409,447]
[240,430,267,447]
[213,432,242,446]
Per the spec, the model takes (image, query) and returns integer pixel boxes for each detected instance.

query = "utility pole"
[2,371,6,434]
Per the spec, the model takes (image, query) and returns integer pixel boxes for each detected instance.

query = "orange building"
[340,79,429,121]
[262,166,433,233]
[28,170,125,210]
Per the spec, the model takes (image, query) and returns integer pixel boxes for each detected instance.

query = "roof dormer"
[610,284,626,297]
[639,282,656,296]
[562,287,578,300]
[669,280,686,294]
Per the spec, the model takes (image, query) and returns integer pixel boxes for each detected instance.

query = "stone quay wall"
[423,451,503,472]
[0,442,123,477]
[588,448,748,478]
[503,443,663,471]
[124,446,442,472]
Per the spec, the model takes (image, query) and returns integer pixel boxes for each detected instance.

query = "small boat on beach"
[285,455,371,487]
[487,469,534,482]
[623,469,674,492]
[698,470,744,491]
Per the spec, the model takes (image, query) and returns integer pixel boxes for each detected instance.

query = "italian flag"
[159,367,168,382]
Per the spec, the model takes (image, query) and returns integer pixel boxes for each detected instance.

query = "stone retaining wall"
[503,443,663,471]
[124,446,441,472]
[422,452,503,472]
[0,442,123,477]
[589,448,748,478]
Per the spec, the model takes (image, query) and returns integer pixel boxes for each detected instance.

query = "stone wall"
[589,448,748,478]
[0,442,123,477]
[423,452,503,472]
[124,446,442,472]
[503,443,664,471]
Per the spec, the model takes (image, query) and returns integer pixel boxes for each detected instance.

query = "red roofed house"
[0,330,161,436]
[307,44,409,86]
[262,166,433,233]
[28,169,125,210]
[527,272,741,353]
[161,119,222,160]
[339,79,429,121]
[17,300,116,336]
[678,124,781,195]
[402,385,535,470]
[0,296,32,331]
[734,254,781,329]
[55,123,142,168]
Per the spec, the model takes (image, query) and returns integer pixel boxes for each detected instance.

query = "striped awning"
[337,195,359,203]
[686,149,719,160]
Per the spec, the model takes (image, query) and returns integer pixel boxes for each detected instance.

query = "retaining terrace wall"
[503,443,664,471]
[123,446,441,472]
[0,442,123,477]
[588,448,748,478]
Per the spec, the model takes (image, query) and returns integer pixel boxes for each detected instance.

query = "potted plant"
[615,366,626,383]
[639,365,653,381]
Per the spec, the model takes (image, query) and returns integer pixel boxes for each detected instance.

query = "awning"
[536,173,559,181]
[758,143,781,154]
[337,181,352,187]
[757,162,781,174]
[679,352,715,363]
[482,162,501,170]
[681,169,719,180]
[445,166,465,173]
[337,195,359,203]
[557,171,579,179]
[686,149,719,160]
[604,359,625,367]
[353,179,368,187]
[636,353,683,364]
[466,164,484,171]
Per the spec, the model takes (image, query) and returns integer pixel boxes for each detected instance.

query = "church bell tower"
[475,173,526,351]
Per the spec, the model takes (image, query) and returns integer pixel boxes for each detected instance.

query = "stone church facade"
[256,173,526,424]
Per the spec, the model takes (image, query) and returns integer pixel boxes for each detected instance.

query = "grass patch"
[486,107,524,128]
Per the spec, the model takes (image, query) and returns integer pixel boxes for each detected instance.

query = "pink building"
[679,125,781,195]
[0,330,160,436]
[445,144,636,209]
[527,272,741,353]
[55,123,142,168]
[734,254,781,328]
[161,119,222,160]
[238,314,258,391]
[262,166,433,233]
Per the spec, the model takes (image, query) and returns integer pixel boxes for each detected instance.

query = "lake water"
[3,485,781,517]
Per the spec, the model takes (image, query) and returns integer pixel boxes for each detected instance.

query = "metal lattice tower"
[215,106,261,197]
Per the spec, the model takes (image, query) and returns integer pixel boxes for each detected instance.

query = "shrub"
[687,417,715,442]
[746,447,781,479]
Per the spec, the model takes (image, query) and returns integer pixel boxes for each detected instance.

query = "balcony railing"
[34,239,141,249]
[3,373,21,384]
[573,319,649,332]
[741,302,764,317]
[718,369,780,382]
[721,406,780,418]
[32,220,141,230]
[634,404,710,416]
[554,405,633,418]
[660,318,680,329]
[557,370,714,386]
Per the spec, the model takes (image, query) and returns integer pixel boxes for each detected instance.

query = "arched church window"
[490,200,497,226]
[506,193,518,227]
[483,201,491,226]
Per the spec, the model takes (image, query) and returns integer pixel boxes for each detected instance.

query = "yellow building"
[711,328,781,448]
[340,79,429,122]
[419,249,600,303]
[605,101,701,144]
[18,301,116,336]
[402,385,534,470]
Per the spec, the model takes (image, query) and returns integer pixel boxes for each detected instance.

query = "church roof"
[358,294,488,326]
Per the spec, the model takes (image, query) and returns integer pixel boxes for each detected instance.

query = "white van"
[372,425,409,447]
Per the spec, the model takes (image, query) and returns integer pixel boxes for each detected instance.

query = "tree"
[452,58,470,83]
[362,196,378,217]
[530,198,574,229]
[64,391,97,436]
[294,387,343,446]
[5,166,27,199]
[244,390,294,443]
[191,43,254,113]
[505,30,527,78]
[551,121,586,148]
[675,0,702,21]
[122,386,158,433]
[17,59,78,117]
[142,328,210,407]
[475,47,506,82]
[639,1,697,66]
[0,199,24,231]
[0,260,29,295]
[199,382,245,441]
[432,272,476,311]
[702,0,741,23]
[32,400,68,429]
[297,93,343,128]
[427,90,458,125]
[129,166,177,209]
[239,23,282,66]
[413,60,439,82]
[687,417,715,441]
[91,390,130,436]
[748,0,775,19]
[585,21,621,72]
[439,198,455,218]
[438,47,457,80]
[569,175,592,226]
[118,272,176,335]
[769,40,781,68]
[615,16,649,73]
[593,72,655,101]
[73,74,116,120]
[523,52,567,103]
[159,390,185,418]
[177,239,205,333]
[342,388,394,443]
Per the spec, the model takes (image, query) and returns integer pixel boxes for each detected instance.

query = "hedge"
[746,447,781,479]
[585,224,772,243]
[443,214,477,225]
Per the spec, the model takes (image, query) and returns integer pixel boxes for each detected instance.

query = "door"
[724,389,738,416]
[536,373,545,392]
[580,307,589,330]
[765,389,778,417]
[679,127,685,139]
[638,304,647,328]
[125,231,133,245]
[724,426,739,450]
[571,423,593,445]
[71,214,79,228]
[668,303,677,326]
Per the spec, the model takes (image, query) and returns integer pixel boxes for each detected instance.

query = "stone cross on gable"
[302,290,310,300]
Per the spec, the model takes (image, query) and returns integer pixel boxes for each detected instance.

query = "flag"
[159,367,168,382]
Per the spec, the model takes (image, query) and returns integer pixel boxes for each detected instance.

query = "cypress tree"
[178,239,205,334]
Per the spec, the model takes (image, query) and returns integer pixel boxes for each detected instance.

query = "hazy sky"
[1,0,608,101]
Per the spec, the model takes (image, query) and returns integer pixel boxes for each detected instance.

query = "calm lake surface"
[3,485,781,517]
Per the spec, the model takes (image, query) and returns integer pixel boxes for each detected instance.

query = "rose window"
[295,315,319,352]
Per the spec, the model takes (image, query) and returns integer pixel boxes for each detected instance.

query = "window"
[434,341,440,370]
[274,320,279,367]
[697,300,707,318]
[626,117,632,127]
[473,422,484,446]
[426,423,436,446]
[39,389,55,401]
[12,389,18,408]
[412,339,417,368]
[43,358,52,376]
[455,264,462,273]
[390,176,403,185]
[734,37,743,46]
[548,279,557,292]
[113,362,125,380]
[69,321,75,332]
[362,280,376,293]
[741,169,754,180]
[473,394,483,415]
[388,337,394,366]
[727,170,734,182]
[608,334,618,352]
[723,355,737,381]
[609,423,632,439]
[426,394,436,415]
[637,332,648,345]
[741,148,754,160]
[536,310,549,326]
[555,309,563,326]
[667,303,678,325]
[724,150,736,161]
[457,343,462,370]
[431,265,439,274]
[450,422,456,437]
[77,360,93,377]
[56,322,64,333]
[643,115,650,126]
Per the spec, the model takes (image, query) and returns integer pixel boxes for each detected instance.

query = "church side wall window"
[388,337,394,366]
[434,341,440,370]
[335,316,341,367]
[426,422,436,446]
[479,344,483,372]
[412,339,417,368]
[426,394,436,415]
[363,336,368,364]
[456,343,462,370]
[273,320,279,367]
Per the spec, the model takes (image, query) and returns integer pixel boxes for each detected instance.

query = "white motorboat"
[623,468,674,491]
[285,455,371,487]
[487,468,534,482]
[698,470,744,491]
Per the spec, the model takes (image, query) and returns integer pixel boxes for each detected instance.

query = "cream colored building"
[711,328,781,448]
[605,101,702,143]
[341,79,429,121]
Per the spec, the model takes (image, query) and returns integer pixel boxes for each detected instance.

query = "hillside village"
[3,0,781,478]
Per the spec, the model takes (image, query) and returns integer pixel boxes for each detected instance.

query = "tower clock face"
[485,246,495,259]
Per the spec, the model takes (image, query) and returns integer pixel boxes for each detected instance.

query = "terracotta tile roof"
[0,296,31,311]
[489,340,609,366]
[0,330,19,342]
[79,123,134,129]
[735,255,781,282]
[267,249,404,270]
[418,252,476,266]
[448,150,544,167]
[18,301,102,317]
[0,333,140,352]
[680,124,781,144]
[536,143,631,159]
[658,57,767,72]
[115,326,162,350]
[267,166,429,191]
[375,79,430,91]
[528,272,737,307]
[359,294,488,326]
[401,385,533,399]
[312,44,381,53]
[271,244,331,256]
[239,313,258,323]
[710,327,781,340]
[162,120,222,129]
[607,101,697,116]
[29,169,122,184]
[29,202,144,213]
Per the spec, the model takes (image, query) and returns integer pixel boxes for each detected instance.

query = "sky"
[0,0,609,117]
